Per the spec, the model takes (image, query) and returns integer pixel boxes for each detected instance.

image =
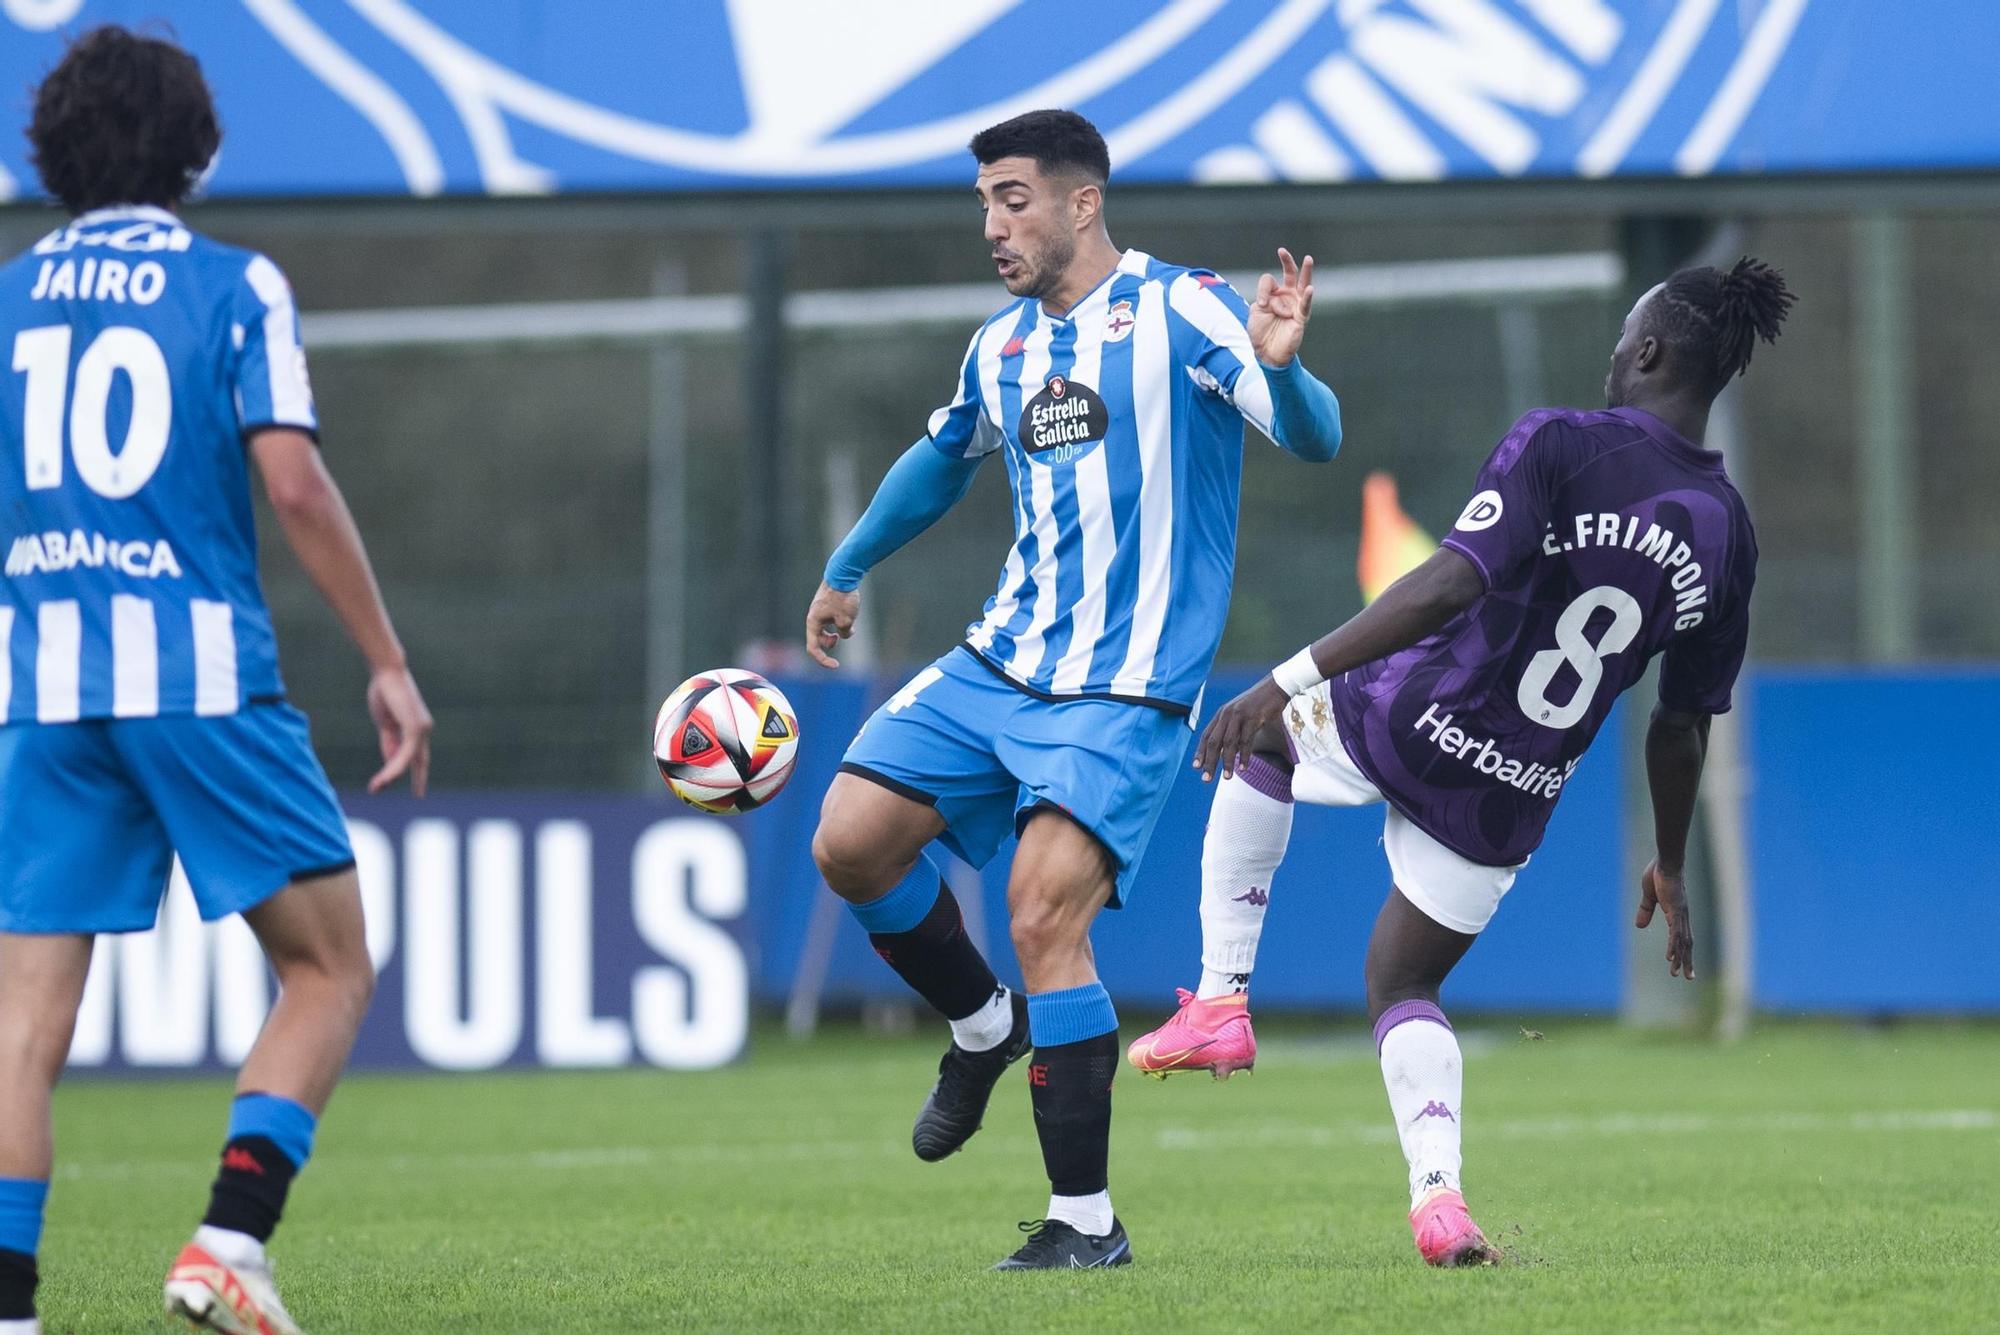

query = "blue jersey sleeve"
[926,325,1000,459]
[232,255,317,438]
[823,438,983,591]
[1161,271,1339,460]
[1165,272,1275,436]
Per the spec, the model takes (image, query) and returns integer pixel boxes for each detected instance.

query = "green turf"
[36,1019,2000,1333]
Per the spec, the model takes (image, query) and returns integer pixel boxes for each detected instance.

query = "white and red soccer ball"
[653,669,799,813]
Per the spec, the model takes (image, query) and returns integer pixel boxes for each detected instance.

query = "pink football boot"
[1409,1187,1500,1267]
[1125,988,1256,1080]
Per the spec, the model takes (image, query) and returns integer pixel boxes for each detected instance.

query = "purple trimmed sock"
[1237,753,1293,803]
[1372,998,1451,1053]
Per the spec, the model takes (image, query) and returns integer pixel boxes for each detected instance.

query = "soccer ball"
[653,669,800,813]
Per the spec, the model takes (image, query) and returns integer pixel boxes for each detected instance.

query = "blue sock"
[204,1094,317,1243]
[0,1177,47,1318]
[0,1178,47,1257]
[1026,982,1118,1047]
[844,871,941,935]
[1024,986,1119,1205]
[227,1093,317,1169]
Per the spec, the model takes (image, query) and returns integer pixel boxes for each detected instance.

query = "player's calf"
[1005,814,1125,1255]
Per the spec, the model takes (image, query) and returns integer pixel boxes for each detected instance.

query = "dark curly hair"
[1646,257,1796,397]
[27,26,220,215]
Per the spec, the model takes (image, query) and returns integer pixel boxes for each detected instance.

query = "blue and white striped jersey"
[935,249,1285,714]
[0,206,315,724]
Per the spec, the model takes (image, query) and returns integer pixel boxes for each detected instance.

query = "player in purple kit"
[1127,259,1793,1265]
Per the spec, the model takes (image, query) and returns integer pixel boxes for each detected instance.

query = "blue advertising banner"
[58,667,2000,1077]
[65,796,754,1073]
[1750,670,2000,1013]
[2,1,1996,203]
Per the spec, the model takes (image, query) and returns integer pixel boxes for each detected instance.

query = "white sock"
[194,1224,266,1269]
[1195,762,1294,998]
[1196,966,1251,999]
[0,1318,41,1334]
[1045,1189,1114,1237]
[949,986,1014,1053]
[1376,1005,1464,1207]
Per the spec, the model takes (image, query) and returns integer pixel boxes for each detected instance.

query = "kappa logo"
[1232,887,1269,907]
[196,2,1813,198]
[1417,1101,1457,1122]
[221,1147,266,1176]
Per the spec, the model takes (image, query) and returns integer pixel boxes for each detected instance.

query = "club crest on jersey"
[1104,299,1135,343]
[1019,375,1109,466]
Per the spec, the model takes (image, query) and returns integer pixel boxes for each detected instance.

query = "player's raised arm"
[1193,547,1485,779]
[252,429,433,795]
[1169,248,1341,462]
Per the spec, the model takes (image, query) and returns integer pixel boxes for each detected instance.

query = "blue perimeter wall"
[747,667,2000,1016]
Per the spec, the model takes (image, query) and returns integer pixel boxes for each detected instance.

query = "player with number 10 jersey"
[0,28,429,1335]
[4,208,310,720]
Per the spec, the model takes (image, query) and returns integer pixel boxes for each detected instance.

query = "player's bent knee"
[1006,885,1092,967]
[810,821,889,900]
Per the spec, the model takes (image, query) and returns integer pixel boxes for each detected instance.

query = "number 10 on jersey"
[12,324,173,499]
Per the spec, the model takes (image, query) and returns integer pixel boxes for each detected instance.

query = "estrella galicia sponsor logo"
[1019,375,1109,465]
[1455,490,1504,532]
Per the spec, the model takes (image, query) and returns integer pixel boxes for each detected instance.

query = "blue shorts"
[0,704,354,934]
[840,647,1195,909]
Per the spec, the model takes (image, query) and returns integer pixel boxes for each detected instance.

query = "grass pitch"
[40,1019,2000,1332]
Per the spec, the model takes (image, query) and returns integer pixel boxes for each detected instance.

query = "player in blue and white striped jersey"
[803,111,1344,1271]
[0,30,430,1335]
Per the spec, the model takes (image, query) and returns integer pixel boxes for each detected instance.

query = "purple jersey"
[1329,407,1757,867]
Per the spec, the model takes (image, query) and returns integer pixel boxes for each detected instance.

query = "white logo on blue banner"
[64,802,752,1073]
[0,0,1965,200]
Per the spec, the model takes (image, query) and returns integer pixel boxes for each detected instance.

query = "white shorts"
[1281,682,1525,935]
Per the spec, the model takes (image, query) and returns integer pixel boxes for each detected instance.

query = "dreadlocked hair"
[1651,257,1795,396]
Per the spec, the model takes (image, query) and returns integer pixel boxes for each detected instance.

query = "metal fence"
[4,191,1991,790]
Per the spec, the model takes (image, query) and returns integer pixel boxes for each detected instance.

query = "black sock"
[1028,1030,1118,1202]
[201,1135,298,1243]
[868,882,1003,1023]
[0,1248,34,1320]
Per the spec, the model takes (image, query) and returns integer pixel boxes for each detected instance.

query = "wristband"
[1270,646,1325,699]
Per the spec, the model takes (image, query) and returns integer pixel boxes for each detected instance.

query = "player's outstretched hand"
[1193,675,1290,782]
[806,581,859,669]
[366,665,433,796]
[1248,247,1315,369]
[1635,859,1695,980]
